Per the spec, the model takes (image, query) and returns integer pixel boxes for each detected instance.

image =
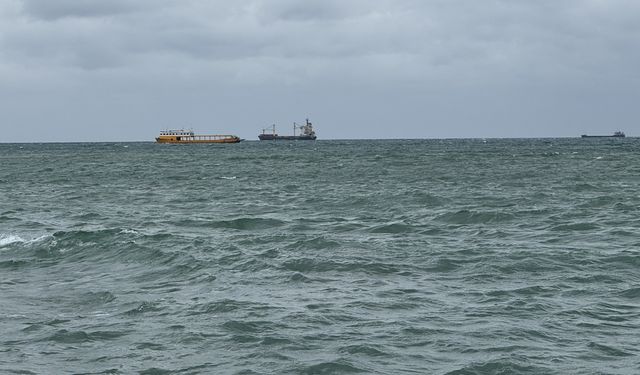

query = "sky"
[1,0,639,142]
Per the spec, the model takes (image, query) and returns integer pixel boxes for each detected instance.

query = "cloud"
[19,0,150,20]
[0,0,639,141]
[4,0,637,77]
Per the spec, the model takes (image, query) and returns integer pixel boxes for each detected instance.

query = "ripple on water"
[338,344,390,357]
[434,210,516,224]
[123,301,165,316]
[299,359,366,374]
[443,361,553,375]
[42,329,127,344]
[281,258,400,275]
[188,299,276,315]
[176,217,286,230]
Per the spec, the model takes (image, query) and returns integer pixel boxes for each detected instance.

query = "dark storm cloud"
[0,0,639,141]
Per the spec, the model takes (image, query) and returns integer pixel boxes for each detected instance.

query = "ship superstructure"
[259,119,317,141]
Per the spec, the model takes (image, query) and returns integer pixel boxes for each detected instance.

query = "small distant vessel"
[581,131,625,138]
[156,129,241,144]
[259,119,317,141]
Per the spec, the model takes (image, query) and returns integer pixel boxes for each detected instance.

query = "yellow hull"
[156,135,241,144]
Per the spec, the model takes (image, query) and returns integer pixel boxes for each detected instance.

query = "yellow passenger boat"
[156,129,241,144]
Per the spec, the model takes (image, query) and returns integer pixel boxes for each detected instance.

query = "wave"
[0,214,21,223]
[0,229,181,265]
[284,236,342,251]
[288,272,312,283]
[444,360,552,375]
[0,234,26,247]
[174,217,286,230]
[550,222,600,232]
[81,291,117,306]
[618,287,640,299]
[0,233,51,248]
[299,359,366,374]
[587,341,635,357]
[123,301,165,316]
[139,364,219,375]
[42,329,127,344]
[281,258,400,275]
[188,299,275,315]
[435,210,515,224]
[369,222,415,234]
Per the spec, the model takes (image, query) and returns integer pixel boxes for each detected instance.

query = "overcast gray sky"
[1,0,639,141]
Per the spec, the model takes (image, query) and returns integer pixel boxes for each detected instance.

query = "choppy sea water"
[1,138,639,374]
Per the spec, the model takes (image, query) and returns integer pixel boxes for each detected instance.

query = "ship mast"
[262,124,277,135]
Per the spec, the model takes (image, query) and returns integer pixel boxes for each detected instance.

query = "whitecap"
[92,311,112,317]
[220,176,237,180]
[28,234,50,244]
[0,234,52,247]
[0,234,25,247]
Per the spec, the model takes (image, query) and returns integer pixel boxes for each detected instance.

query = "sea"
[0,138,639,374]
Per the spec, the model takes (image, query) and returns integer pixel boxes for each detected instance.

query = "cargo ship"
[259,119,317,140]
[156,129,241,144]
[581,131,625,138]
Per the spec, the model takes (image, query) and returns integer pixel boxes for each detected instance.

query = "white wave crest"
[0,233,50,248]
[0,234,26,247]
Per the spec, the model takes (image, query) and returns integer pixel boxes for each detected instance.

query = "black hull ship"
[259,119,317,141]
[581,131,625,138]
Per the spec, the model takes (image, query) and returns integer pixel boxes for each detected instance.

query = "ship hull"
[580,135,625,138]
[258,135,316,141]
[156,135,242,144]
[156,137,241,144]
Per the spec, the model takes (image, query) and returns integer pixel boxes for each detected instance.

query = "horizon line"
[0,136,635,144]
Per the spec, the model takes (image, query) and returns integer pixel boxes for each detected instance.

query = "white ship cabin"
[160,129,195,136]
[301,119,315,137]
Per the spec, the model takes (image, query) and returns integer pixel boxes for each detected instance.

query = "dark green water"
[1,139,639,374]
